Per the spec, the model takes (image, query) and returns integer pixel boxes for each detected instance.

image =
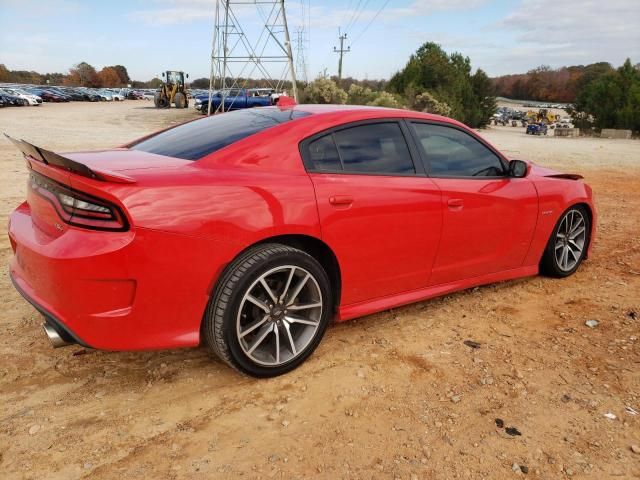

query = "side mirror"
[509,160,528,178]
[186,73,189,79]
[162,72,165,77]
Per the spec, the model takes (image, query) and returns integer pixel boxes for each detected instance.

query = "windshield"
[131,108,310,161]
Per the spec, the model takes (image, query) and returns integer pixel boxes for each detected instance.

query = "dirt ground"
[0,101,638,480]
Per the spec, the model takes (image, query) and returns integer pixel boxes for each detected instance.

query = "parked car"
[109,89,126,101]
[25,88,69,102]
[0,90,29,106]
[526,123,548,135]
[93,89,113,101]
[142,90,156,101]
[74,87,102,102]
[127,90,145,100]
[0,92,15,107]
[0,87,42,106]
[45,87,73,102]
[7,105,595,377]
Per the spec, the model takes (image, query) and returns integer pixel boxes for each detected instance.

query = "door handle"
[447,198,464,210]
[329,195,354,206]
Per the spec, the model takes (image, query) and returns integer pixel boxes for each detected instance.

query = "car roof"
[277,103,467,129]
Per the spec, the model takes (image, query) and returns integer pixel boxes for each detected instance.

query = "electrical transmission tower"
[208,0,298,115]
[333,32,350,82]
[295,27,308,84]
[293,0,309,84]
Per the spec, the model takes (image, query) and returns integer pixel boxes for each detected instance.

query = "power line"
[350,0,391,47]
[344,0,364,33]
[346,0,371,33]
[340,0,355,29]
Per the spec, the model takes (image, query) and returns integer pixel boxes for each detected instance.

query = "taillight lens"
[29,172,128,231]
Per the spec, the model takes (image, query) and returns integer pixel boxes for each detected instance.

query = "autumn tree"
[66,62,100,87]
[98,67,122,87]
[0,64,10,82]
[111,65,130,85]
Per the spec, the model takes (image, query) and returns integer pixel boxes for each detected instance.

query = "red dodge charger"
[7,105,595,377]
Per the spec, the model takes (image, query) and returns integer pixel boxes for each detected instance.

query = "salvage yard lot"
[0,102,638,479]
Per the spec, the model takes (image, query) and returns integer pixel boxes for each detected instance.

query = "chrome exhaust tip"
[43,322,72,348]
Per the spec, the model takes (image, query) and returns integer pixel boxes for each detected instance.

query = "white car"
[110,89,126,101]
[0,88,42,106]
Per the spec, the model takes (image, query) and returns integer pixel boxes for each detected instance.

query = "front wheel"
[203,244,333,377]
[173,92,186,109]
[540,205,590,277]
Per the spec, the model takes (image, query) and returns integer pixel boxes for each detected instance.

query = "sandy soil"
[0,102,638,480]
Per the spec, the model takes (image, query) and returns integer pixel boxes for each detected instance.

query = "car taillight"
[29,171,128,231]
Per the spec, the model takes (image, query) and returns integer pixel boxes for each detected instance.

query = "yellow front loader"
[154,71,189,109]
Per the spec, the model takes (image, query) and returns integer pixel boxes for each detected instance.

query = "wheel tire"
[174,92,186,109]
[203,243,333,377]
[540,205,591,278]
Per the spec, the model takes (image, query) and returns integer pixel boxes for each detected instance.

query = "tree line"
[3,49,637,131]
[492,61,640,103]
[0,62,158,88]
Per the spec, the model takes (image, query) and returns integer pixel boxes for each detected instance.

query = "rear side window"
[411,123,505,177]
[305,122,415,175]
[131,108,310,160]
[307,134,341,171]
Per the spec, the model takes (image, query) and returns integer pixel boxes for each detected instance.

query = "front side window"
[411,123,504,177]
[305,122,415,175]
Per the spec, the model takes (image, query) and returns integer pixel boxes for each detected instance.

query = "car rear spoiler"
[4,133,135,184]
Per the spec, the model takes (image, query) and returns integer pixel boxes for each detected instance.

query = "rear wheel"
[203,244,333,377]
[540,205,590,277]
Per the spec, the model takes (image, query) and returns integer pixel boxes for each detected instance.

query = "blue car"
[526,123,548,135]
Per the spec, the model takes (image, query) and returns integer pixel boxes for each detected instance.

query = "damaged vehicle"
[6,105,595,377]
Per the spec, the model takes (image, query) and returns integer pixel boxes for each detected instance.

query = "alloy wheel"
[236,265,323,366]
[554,209,587,272]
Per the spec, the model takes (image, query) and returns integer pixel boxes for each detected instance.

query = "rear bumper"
[8,201,219,351]
[10,272,88,347]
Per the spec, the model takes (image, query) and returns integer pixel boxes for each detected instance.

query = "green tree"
[387,42,495,127]
[571,58,640,132]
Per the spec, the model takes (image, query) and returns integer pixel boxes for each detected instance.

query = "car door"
[223,89,246,110]
[408,121,538,286]
[300,120,442,306]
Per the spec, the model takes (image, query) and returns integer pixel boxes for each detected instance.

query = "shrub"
[367,91,403,108]
[303,78,347,104]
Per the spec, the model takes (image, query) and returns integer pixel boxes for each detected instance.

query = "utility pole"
[333,32,350,82]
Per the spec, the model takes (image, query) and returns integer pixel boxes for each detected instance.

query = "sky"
[1,0,639,82]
